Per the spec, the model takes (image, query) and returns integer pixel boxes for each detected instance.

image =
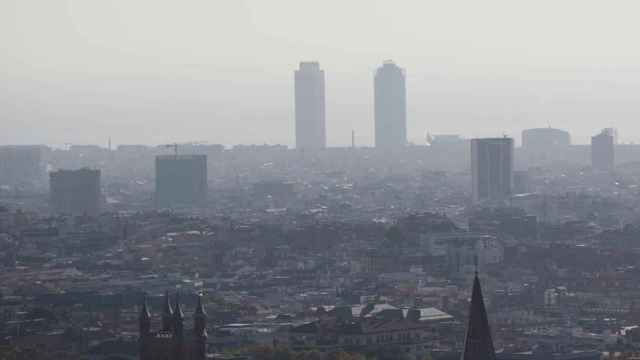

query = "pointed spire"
[194,293,208,338]
[141,293,151,318]
[172,292,186,359]
[162,290,174,331]
[139,293,151,334]
[195,293,207,316]
[163,290,173,313]
[173,291,184,321]
[461,273,496,360]
[192,293,208,360]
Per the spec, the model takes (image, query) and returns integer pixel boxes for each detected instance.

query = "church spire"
[172,292,185,360]
[162,290,174,331]
[139,293,151,335]
[193,293,208,360]
[461,273,496,360]
[173,291,185,335]
[194,293,208,337]
[139,293,153,360]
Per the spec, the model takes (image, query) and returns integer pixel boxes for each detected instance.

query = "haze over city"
[5,2,640,360]
[4,0,640,146]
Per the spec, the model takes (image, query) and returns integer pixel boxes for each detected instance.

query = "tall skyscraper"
[294,62,326,150]
[591,129,615,172]
[471,138,514,202]
[374,61,406,149]
[521,128,571,149]
[155,154,208,208]
[520,128,571,166]
[49,168,101,216]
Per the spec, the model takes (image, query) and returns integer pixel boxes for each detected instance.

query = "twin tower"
[294,61,407,150]
[139,292,208,360]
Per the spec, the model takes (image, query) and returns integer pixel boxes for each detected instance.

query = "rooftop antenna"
[108,137,112,151]
[351,130,355,149]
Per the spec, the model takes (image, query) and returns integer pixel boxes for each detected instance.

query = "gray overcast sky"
[3,0,640,147]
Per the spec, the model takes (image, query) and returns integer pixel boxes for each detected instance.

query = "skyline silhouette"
[2,0,639,146]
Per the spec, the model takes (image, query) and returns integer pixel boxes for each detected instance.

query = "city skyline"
[3,2,640,359]
[1,62,633,148]
[4,1,640,147]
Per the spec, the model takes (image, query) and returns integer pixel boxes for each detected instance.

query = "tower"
[461,273,496,360]
[155,154,208,208]
[162,290,174,331]
[138,292,211,360]
[374,60,407,149]
[193,294,208,360]
[591,128,615,172]
[295,61,326,150]
[139,294,152,360]
[49,168,101,216]
[0,145,46,188]
[172,293,185,360]
[471,137,514,202]
[521,128,571,150]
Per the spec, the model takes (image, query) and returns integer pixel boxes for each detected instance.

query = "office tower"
[49,168,101,216]
[155,154,207,208]
[471,138,514,202]
[603,127,618,144]
[591,129,615,172]
[521,128,571,149]
[294,61,326,150]
[0,145,47,187]
[521,128,571,166]
[374,61,406,148]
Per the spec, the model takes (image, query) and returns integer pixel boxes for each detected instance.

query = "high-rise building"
[471,138,514,202]
[591,129,615,172]
[49,168,101,216]
[0,145,47,187]
[521,128,571,149]
[294,62,326,150]
[520,128,571,166]
[603,127,618,144]
[374,61,406,149]
[155,154,207,208]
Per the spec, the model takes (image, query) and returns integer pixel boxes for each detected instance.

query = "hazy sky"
[3,0,640,147]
